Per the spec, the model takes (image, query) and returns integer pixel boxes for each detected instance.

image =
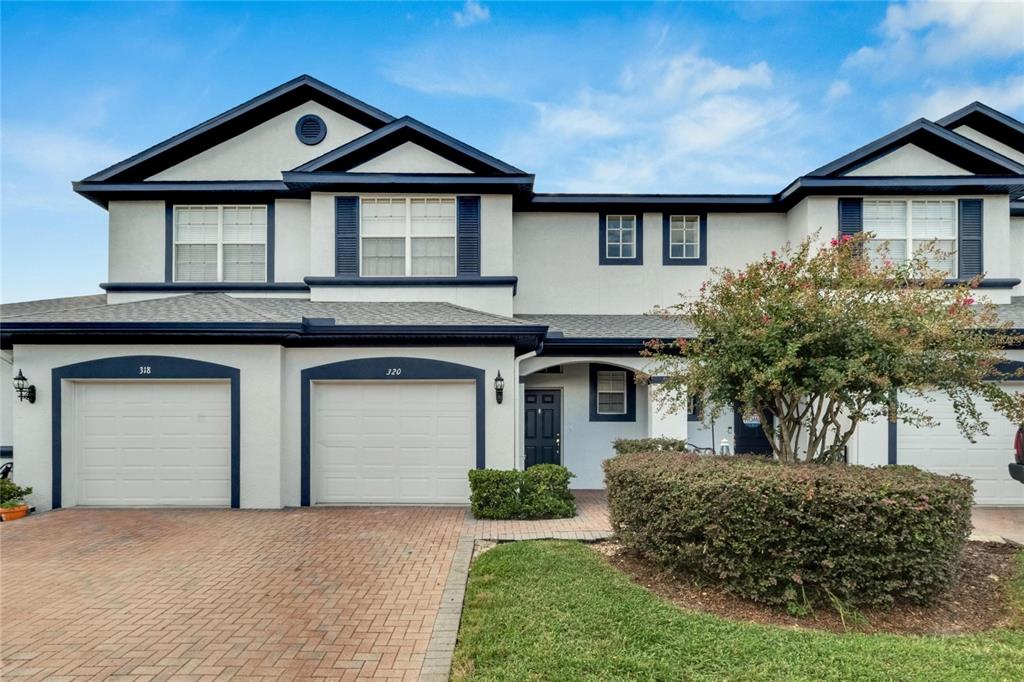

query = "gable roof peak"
[291,113,527,176]
[81,75,396,183]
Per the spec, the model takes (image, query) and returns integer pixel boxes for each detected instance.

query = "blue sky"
[2,0,1022,302]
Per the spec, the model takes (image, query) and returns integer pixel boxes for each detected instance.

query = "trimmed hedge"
[612,437,691,455]
[469,465,576,519]
[604,453,973,607]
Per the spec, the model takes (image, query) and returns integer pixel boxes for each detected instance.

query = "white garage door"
[899,388,1024,506]
[313,381,475,504]
[73,381,231,506]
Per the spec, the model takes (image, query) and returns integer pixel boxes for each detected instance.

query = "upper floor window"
[605,215,636,260]
[174,205,267,282]
[668,216,700,259]
[863,199,956,276]
[361,197,456,277]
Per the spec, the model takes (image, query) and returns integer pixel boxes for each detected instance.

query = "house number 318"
[139,366,152,375]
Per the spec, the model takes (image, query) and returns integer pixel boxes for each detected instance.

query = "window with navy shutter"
[838,198,863,238]
[457,196,481,276]
[335,196,359,276]
[958,199,983,279]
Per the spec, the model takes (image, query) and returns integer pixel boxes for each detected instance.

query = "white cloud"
[505,51,804,192]
[453,1,490,28]
[910,73,1024,119]
[845,0,1024,70]
[825,80,852,104]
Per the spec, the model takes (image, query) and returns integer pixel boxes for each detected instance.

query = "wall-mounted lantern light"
[494,371,505,404]
[13,369,35,404]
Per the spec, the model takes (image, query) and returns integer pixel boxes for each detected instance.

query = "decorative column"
[647,379,687,441]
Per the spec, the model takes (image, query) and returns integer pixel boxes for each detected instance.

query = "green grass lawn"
[452,541,1024,682]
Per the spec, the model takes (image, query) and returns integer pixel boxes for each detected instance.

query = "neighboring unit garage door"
[899,388,1024,506]
[73,381,232,506]
[313,381,475,504]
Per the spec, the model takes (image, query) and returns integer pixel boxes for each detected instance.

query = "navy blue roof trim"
[292,116,526,175]
[778,176,1024,206]
[1,321,547,353]
[304,275,518,289]
[72,181,298,209]
[806,119,1024,177]
[282,172,533,193]
[0,446,11,459]
[1012,201,1024,217]
[100,282,310,292]
[937,102,1024,154]
[82,75,394,183]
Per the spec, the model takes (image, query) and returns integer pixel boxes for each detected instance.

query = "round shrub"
[469,465,576,520]
[603,453,973,607]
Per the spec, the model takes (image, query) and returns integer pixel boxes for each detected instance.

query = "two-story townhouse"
[2,76,1023,510]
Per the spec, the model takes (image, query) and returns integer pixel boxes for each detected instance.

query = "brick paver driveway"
[1,507,464,680]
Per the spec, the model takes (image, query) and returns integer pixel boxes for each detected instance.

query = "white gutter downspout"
[513,350,538,471]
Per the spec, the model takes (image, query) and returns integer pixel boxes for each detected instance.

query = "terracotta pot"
[0,504,29,522]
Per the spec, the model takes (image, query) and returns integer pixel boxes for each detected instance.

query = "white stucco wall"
[280,345,517,506]
[148,102,370,181]
[522,361,649,489]
[845,144,972,176]
[274,199,311,283]
[954,125,1024,166]
[512,211,787,314]
[786,197,839,246]
[481,195,514,275]
[350,142,471,174]
[108,200,166,283]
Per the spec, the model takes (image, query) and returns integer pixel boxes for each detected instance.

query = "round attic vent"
[295,114,327,145]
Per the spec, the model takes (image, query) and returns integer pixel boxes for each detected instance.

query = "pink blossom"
[841,235,852,243]
[830,237,839,247]
[770,250,777,258]
[961,296,975,306]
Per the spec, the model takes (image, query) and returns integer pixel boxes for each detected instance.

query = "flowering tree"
[644,233,1021,464]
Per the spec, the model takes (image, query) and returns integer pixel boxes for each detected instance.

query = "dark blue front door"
[525,389,561,466]
[734,407,773,455]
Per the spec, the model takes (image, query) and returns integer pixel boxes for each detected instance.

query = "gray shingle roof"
[993,298,1024,330]
[1,294,106,321]
[1,293,533,327]
[514,313,695,339]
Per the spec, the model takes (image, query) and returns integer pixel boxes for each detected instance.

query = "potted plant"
[1,478,33,521]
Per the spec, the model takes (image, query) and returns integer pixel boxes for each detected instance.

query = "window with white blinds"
[596,371,627,415]
[863,199,956,276]
[360,197,456,277]
[173,205,267,282]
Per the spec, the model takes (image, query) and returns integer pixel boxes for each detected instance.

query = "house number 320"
[386,368,402,376]
[139,366,152,375]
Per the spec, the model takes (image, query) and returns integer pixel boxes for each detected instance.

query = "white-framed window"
[173,205,267,282]
[605,215,636,259]
[669,215,700,259]
[360,197,457,277]
[596,370,627,415]
[863,199,957,276]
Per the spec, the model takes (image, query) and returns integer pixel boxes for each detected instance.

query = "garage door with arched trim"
[312,380,475,504]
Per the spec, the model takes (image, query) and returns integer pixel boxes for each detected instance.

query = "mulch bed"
[594,540,1021,635]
